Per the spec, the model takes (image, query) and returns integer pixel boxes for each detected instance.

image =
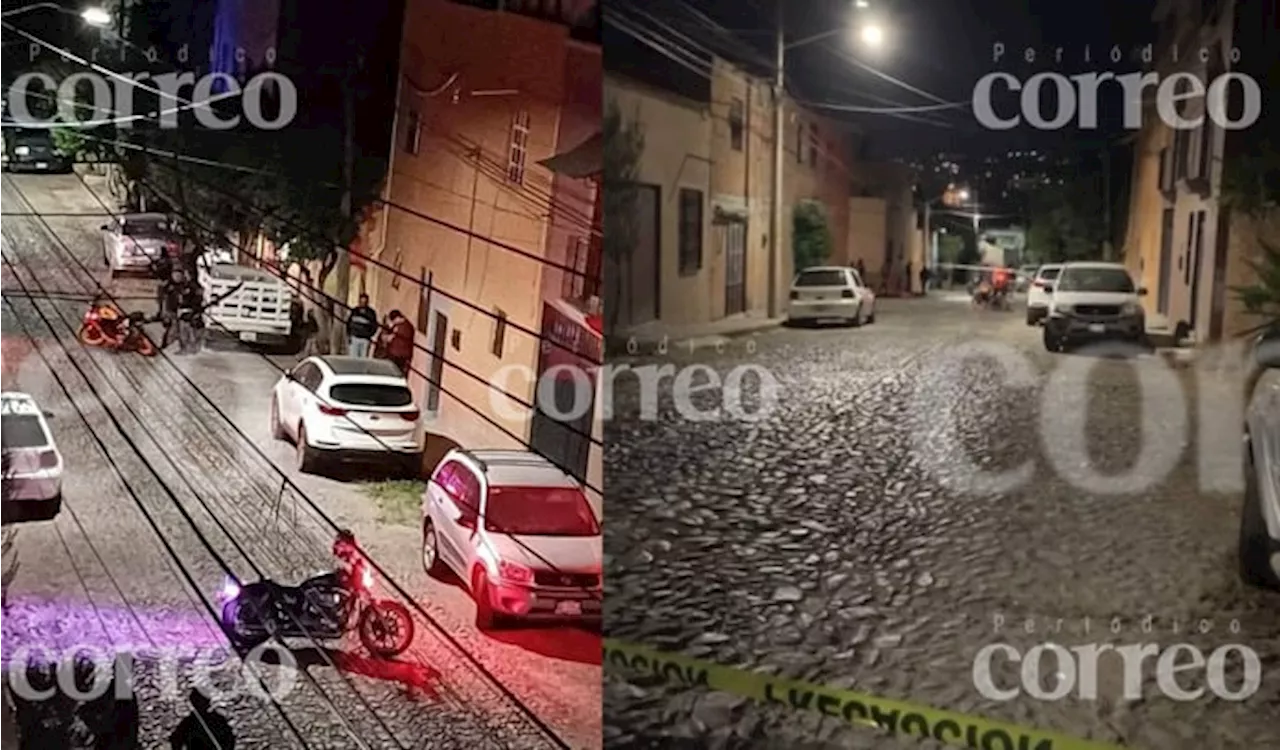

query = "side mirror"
[283,368,295,380]
[1137,287,1148,296]
[1257,328,1280,369]
[458,514,477,531]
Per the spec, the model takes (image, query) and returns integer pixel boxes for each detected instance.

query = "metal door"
[724,220,746,316]
[1158,207,1174,315]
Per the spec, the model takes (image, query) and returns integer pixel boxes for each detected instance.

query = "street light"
[859,24,884,47]
[0,3,111,26]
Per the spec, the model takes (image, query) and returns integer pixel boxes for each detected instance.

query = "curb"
[607,320,782,353]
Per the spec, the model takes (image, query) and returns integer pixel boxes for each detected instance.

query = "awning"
[538,132,602,178]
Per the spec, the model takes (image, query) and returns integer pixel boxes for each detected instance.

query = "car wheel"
[849,304,863,327]
[269,396,286,440]
[1239,441,1280,590]
[295,424,319,474]
[1042,326,1064,353]
[866,306,875,324]
[472,569,502,630]
[421,520,447,578]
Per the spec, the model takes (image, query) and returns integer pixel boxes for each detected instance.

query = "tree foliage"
[792,199,831,270]
[1228,141,1280,333]
[1024,172,1106,263]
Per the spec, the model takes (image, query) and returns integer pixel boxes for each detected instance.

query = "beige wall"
[371,0,570,453]
[605,74,714,328]
[847,197,887,272]
[782,102,858,290]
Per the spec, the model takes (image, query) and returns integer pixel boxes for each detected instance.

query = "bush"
[793,200,831,270]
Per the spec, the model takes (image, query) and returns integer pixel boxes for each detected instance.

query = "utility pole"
[768,0,784,318]
[329,56,356,355]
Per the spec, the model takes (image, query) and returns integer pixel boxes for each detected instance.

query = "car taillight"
[318,404,347,416]
[841,289,855,298]
[399,410,419,421]
[1033,280,1044,287]
[497,560,534,585]
[38,450,58,468]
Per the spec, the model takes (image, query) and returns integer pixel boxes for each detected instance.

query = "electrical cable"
[1,175,550,747]
[1,239,408,750]
[0,290,316,750]
[3,178,578,750]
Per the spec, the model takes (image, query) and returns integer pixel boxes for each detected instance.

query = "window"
[484,486,599,536]
[808,123,818,167]
[728,98,744,151]
[329,384,413,406]
[1184,212,1197,285]
[1,414,47,449]
[293,362,322,391]
[425,311,448,413]
[794,269,847,287]
[677,188,703,274]
[508,109,530,183]
[405,109,420,154]
[390,250,404,289]
[434,461,458,491]
[849,270,864,288]
[562,235,588,299]
[491,309,507,357]
[1056,267,1135,293]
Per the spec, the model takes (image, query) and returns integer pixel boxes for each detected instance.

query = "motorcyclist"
[333,529,370,593]
[175,277,205,354]
[156,270,185,348]
[990,265,1012,306]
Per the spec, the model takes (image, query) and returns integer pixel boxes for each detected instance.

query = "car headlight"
[13,146,29,156]
[1121,302,1141,316]
[1053,304,1073,316]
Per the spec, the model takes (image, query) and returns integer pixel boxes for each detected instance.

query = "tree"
[1227,141,1280,333]
[792,200,831,270]
[602,98,645,330]
[1024,172,1107,263]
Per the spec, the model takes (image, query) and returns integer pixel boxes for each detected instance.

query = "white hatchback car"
[1,392,63,521]
[421,449,603,628]
[1024,263,1062,325]
[270,356,425,476]
[100,213,179,278]
[787,266,876,326]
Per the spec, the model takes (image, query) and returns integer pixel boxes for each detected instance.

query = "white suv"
[421,449,602,628]
[1042,262,1147,352]
[1,392,63,521]
[1024,264,1061,325]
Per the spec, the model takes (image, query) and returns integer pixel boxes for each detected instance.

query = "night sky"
[616,0,1159,158]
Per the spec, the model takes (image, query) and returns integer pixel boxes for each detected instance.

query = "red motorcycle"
[77,303,157,356]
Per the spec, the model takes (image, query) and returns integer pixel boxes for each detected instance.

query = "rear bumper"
[306,444,423,464]
[1047,314,1145,341]
[487,582,603,621]
[788,298,860,320]
[4,476,62,502]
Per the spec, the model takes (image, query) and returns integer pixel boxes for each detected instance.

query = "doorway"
[424,310,448,415]
[1157,207,1174,315]
[1188,210,1205,332]
[724,219,746,316]
[627,184,661,325]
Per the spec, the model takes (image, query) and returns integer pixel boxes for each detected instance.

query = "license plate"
[36,162,47,169]
[239,331,258,342]
[555,601,582,616]
[1088,323,1106,333]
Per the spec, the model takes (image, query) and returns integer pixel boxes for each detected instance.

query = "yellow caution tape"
[604,639,1127,750]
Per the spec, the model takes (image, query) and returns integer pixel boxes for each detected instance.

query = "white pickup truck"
[198,261,294,346]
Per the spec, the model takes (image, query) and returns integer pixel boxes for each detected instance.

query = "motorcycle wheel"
[222,598,271,650]
[78,323,106,346]
[133,335,157,356]
[358,600,414,658]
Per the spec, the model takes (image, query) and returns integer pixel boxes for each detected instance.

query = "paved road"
[1,173,600,749]
[604,296,1280,748]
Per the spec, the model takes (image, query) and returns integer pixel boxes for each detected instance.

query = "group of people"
[151,254,206,354]
[339,294,416,375]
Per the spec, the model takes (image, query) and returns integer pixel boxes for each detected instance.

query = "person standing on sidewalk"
[347,294,378,357]
[380,310,415,375]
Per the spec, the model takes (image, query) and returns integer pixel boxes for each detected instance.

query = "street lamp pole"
[769,0,785,318]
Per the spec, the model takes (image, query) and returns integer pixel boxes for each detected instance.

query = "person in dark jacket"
[379,310,415,375]
[346,294,378,357]
[168,689,233,750]
[156,270,185,349]
[175,279,205,354]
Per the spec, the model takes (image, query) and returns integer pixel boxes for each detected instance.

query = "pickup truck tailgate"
[203,265,293,336]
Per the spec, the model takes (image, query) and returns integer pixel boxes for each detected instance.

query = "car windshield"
[1057,267,1134,293]
[329,383,413,407]
[1039,267,1061,280]
[123,219,168,236]
[795,270,847,287]
[1,415,48,450]
[484,486,599,536]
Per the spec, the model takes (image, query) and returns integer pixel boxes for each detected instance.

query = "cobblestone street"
[604,296,1280,749]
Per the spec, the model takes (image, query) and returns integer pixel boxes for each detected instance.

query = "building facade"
[365,0,595,481]
[604,56,871,333]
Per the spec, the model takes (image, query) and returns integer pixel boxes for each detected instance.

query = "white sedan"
[421,448,603,628]
[1,392,63,521]
[269,356,425,476]
[787,266,876,326]
[100,213,180,277]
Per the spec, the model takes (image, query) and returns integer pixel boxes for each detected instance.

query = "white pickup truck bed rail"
[201,263,293,341]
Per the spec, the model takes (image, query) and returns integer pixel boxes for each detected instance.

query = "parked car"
[269,356,424,475]
[1242,328,1280,591]
[421,448,603,628]
[101,213,180,277]
[787,266,876,327]
[1015,264,1039,293]
[2,128,73,173]
[199,262,294,347]
[1,392,63,521]
[1041,262,1147,352]
[1024,263,1063,326]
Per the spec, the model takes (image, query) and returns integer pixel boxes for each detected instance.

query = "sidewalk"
[613,312,784,350]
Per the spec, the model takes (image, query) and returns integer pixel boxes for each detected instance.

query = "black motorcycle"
[219,565,415,659]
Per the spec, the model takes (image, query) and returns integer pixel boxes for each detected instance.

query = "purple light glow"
[220,578,241,601]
